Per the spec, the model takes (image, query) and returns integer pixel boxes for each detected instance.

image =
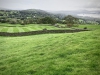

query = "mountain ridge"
[0,8,100,21]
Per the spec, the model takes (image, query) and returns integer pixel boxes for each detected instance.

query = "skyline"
[0,0,100,11]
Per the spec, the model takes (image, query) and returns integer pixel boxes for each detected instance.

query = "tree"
[9,19,18,24]
[39,17,56,25]
[96,21,100,25]
[64,15,79,27]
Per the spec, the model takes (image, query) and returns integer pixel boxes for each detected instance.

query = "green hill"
[0,9,99,24]
[0,9,56,19]
[0,25,100,75]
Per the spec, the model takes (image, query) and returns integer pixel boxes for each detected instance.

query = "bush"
[84,27,87,29]
[9,21,17,24]
[40,17,56,25]
[43,28,47,31]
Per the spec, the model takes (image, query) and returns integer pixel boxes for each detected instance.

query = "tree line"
[0,9,99,27]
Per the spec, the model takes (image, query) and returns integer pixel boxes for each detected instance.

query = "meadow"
[0,23,59,33]
[0,23,97,33]
[0,24,100,75]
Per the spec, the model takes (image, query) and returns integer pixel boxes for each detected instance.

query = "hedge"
[0,29,90,37]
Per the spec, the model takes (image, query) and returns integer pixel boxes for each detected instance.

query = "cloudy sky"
[0,0,100,11]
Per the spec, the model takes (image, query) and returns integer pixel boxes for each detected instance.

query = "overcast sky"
[0,0,100,11]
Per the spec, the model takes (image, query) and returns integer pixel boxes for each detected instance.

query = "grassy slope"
[0,25,100,75]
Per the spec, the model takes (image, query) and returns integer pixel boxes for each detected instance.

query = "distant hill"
[0,8,100,23]
[0,9,57,19]
[49,10,100,21]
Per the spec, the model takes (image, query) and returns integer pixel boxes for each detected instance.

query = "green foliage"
[39,17,56,25]
[9,19,18,24]
[43,28,47,31]
[64,15,79,27]
[0,10,57,24]
[96,21,100,25]
[84,27,87,29]
[0,10,99,25]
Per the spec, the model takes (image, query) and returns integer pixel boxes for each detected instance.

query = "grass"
[13,27,20,33]
[0,24,100,75]
[78,24,100,30]
[1,23,99,33]
[0,27,8,32]
[0,23,60,33]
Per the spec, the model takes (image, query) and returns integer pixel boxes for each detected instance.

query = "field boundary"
[0,29,90,36]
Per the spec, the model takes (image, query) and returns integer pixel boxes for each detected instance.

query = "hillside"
[49,10,100,21]
[0,25,100,75]
[0,9,99,25]
[0,9,56,19]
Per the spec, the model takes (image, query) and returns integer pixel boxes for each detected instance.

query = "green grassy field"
[0,24,100,75]
[0,23,60,33]
[0,23,99,33]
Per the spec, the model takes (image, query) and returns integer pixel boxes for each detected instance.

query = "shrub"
[43,28,47,31]
[84,27,87,29]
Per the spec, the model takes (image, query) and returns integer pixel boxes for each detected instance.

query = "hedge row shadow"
[0,29,90,37]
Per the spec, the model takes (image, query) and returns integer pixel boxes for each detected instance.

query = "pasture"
[0,23,60,33]
[0,23,98,33]
[0,24,100,75]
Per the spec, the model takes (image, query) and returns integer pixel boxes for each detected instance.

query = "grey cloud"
[0,0,100,11]
[84,0,100,8]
